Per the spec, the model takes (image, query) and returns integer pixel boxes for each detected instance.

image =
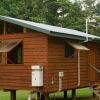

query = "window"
[64,41,89,58]
[0,21,3,34]
[0,39,23,64]
[7,42,23,64]
[64,43,75,58]
[17,47,22,64]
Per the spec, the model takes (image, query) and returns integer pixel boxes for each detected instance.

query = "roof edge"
[50,31,92,41]
[0,15,51,35]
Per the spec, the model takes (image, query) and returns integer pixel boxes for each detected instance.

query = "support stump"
[10,90,16,100]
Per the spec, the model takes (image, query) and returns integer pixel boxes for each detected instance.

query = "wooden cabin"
[0,16,100,100]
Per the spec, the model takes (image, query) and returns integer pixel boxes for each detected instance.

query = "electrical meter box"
[31,65,43,87]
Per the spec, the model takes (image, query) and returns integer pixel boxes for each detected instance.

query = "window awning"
[0,39,22,52]
[67,41,90,51]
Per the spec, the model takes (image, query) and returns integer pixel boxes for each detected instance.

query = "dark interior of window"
[0,53,2,64]
[7,42,23,64]
[7,23,23,34]
[64,43,75,58]
[27,28,38,33]
[0,21,3,34]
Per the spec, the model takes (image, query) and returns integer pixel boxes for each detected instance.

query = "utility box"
[31,65,43,87]
[59,72,64,78]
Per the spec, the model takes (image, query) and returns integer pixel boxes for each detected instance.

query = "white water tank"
[31,65,43,87]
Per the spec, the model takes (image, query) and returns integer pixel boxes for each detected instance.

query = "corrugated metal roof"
[0,15,100,42]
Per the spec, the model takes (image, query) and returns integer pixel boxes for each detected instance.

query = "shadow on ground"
[49,97,99,100]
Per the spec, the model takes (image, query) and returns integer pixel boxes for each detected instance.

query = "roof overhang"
[67,41,90,51]
[0,15,100,43]
[0,15,50,34]
[50,31,92,41]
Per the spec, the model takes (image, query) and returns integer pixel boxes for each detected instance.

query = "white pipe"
[59,77,62,91]
[58,72,64,91]
[78,50,80,86]
[84,18,89,42]
[86,18,88,34]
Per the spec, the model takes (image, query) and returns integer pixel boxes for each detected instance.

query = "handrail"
[89,64,100,73]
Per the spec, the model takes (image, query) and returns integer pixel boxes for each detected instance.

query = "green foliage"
[82,0,96,17]
[95,3,100,16]
[0,0,99,36]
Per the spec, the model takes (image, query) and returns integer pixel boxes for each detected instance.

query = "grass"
[0,88,93,100]
[50,88,93,98]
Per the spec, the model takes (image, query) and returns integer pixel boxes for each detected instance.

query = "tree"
[59,0,86,32]
[44,0,72,25]
[0,0,99,36]
[95,2,100,16]
[80,0,100,35]
[81,0,96,17]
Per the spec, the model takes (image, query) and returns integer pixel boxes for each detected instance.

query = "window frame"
[0,40,23,65]
[7,41,23,65]
[64,42,75,58]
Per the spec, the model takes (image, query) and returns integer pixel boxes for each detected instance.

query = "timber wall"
[0,33,49,91]
[96,44,100,82]
[48,37,89,92]
[0,33,99,92]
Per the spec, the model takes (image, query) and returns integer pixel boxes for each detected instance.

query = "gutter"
[77,50,80,86]
[93,37,100,43]
[50,31,92,41]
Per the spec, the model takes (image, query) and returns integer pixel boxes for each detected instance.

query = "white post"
[78,50,80,86]
[59,77,62,91]
[58,72,64,91]
[28,92,32,100]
